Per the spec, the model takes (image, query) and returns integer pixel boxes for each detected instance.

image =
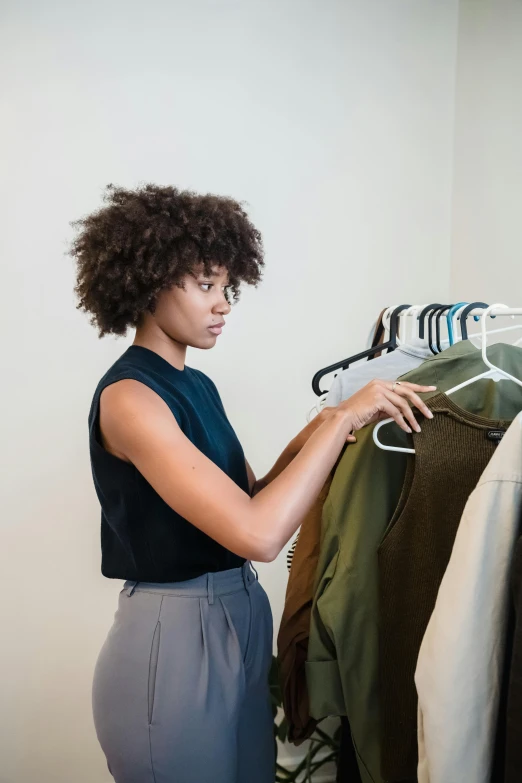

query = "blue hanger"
[447,302,468,345]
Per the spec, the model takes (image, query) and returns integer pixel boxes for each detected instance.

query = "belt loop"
[242,560,256,591]
[241,561,249,592]
[126,581,138,597]
[207,571,214,605]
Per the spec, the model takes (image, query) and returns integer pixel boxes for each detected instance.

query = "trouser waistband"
[123,560,258,604]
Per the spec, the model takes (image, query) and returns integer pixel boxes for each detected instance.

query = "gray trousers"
[92,561,275,783]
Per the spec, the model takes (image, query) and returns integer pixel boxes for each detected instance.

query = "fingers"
[379,380,436,434]
[398,383,437,393]
[377,397,416,434]
[341,379,437,437]
[391,384,434,422]
[384,390,422,433]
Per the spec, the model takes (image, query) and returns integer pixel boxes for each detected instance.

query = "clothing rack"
[287,312,522,783]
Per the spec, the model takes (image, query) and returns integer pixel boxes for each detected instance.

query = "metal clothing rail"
[395,307,522,319]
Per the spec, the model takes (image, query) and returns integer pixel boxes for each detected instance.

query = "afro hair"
[70,183,265,336]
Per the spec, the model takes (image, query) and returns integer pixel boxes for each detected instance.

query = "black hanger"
[311,304,411,396]
[418,304,444,340]
[427,306,451,354]
[371,315,386,350]
[459,302,489,340]
[435,305,453,353]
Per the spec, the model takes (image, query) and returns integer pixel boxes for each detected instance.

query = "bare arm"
[245,403,358,497]
[100,378,434,563]
[245,442,299,498]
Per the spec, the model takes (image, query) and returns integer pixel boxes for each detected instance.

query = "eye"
[199,283,213,292]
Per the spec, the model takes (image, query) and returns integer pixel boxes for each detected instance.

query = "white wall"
[0,1,458,780]
[450,0,522,302]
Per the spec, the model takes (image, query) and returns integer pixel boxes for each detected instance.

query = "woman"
[71,183,434,783]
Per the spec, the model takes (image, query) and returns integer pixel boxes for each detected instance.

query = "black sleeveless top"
[88,345,249,582]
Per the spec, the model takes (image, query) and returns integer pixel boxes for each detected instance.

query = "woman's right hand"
[337,379,437,437]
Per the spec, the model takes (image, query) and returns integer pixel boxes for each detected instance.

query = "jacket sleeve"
[305,423,409,783]
[305,495,346,718]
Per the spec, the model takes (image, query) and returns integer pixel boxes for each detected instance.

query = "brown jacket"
[277,474,334,743]
[277,308,387,744]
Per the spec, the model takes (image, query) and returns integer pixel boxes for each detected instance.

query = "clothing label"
[486,429,506,444]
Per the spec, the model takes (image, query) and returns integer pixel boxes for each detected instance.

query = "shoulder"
[100,379,173,424]
[99,379,185,459]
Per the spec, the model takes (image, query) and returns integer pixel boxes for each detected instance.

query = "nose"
[214,292,232,315]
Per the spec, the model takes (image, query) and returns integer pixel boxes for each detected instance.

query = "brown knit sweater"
[377,392,511,781]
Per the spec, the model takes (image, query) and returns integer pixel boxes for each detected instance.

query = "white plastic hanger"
[307,391,329,422]
[381,306,394,343]
[395,304,434,349]
[406,305,427,342]
[398,305,420,344]
[383,304,423,347]
[372,304,522,454]
[468,321,522,342]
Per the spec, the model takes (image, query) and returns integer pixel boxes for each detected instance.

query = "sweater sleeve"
[325,374,343,407]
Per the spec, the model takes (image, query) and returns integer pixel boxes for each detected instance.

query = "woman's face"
[152,263,232,349]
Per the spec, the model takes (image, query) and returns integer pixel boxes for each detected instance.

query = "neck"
[133,324,187,371]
